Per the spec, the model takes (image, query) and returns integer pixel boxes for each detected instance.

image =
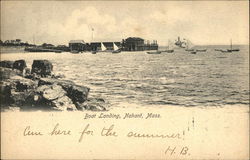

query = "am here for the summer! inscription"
[1,107,249,159]
[22,112,191,158]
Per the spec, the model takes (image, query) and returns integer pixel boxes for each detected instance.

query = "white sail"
[167,40,174,50]
[113,42,119,51]
[186,39,194,49]
[101,43,107,51]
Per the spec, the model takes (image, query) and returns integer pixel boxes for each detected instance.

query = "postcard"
[1,1,249,159]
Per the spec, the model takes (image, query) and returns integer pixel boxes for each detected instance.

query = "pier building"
[69,40,86,52]
[122,37,158,51]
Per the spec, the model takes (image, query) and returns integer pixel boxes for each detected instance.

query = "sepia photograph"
[1,0,249,159]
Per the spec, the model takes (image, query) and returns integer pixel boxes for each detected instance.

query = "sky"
[1,1,249,46]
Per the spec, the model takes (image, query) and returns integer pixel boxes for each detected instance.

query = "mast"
[167,39,170,49]
[33,35,35,45]
[230,39,232,50]
[91,27,94,42]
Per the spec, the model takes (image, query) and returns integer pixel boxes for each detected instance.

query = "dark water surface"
[2,45,249,107]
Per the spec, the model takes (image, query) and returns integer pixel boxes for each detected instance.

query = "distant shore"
[1,45,248,54]
[0,46,26,53]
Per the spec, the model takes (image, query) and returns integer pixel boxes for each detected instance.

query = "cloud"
[1,1,248,45]
[42,6,118,44]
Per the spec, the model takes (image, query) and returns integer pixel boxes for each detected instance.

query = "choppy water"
[2,45,249,107]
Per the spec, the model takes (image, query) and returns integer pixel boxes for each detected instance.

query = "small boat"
[221,49,231,53]
[112,50,121,54]
[112,42,121,53]
[161,40,174,53]
[71,50,79,54]
[190,51,197,54]
[147,51,161,54]
[227,49,240,52]
[215,49,222,51]
[54,50,62,53]
[163,49,174,53]
[185,49,194,51]
[196,49,207,52]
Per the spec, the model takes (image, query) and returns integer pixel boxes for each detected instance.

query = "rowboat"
[147,51,161,54]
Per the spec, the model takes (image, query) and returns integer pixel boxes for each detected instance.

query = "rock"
[38,77,90,107]
[36,84,77,111]
[24,68,31,75]
[13,60,27,72]
[0,60,14,68]
[79,97,108,111]
[1,75,38,108]
[38,77,75,87]
[10,91,29,106]
[0,67,22,80]
[51,96,77,111]
[9,76,38,92]
[31,60,53,77]
[51,73,65,79]
[66,85,90,107]
[0,81,14,106]
[0,59,104,112]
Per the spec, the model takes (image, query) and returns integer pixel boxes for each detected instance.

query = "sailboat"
[184,39,196,54]
[220,39,240,53]
[185,39,195,51]
[112,42,121,53]
[161,40,174,53]
[100,42,107,52]
[227,39,240,52]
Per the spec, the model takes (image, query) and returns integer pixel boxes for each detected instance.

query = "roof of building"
[69,40,85,44]
[126,37,144,41]
[90,41,121,44]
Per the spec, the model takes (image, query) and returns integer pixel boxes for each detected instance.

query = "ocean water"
[1,45,249,108]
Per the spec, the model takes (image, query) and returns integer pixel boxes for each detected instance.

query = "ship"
[174,37,186,48]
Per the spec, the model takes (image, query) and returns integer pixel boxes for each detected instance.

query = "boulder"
[0,60,14,68]
[1,75,38,108]
[0,59,106,112]
[10,91,29,106]
[9,76,38,92]
[38,77,75,87]
[0,81,14,106]
[31,60,53,77]
[36,84,77,111]
[66,85,90,108]
[38,78,90,107]
[79,97,108,111]
[37,84,66,100]
[0,67,22,80]
[13,60,27,72]
[51,96,77,111]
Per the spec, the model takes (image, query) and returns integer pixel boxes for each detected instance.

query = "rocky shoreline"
[0,59,109,111]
